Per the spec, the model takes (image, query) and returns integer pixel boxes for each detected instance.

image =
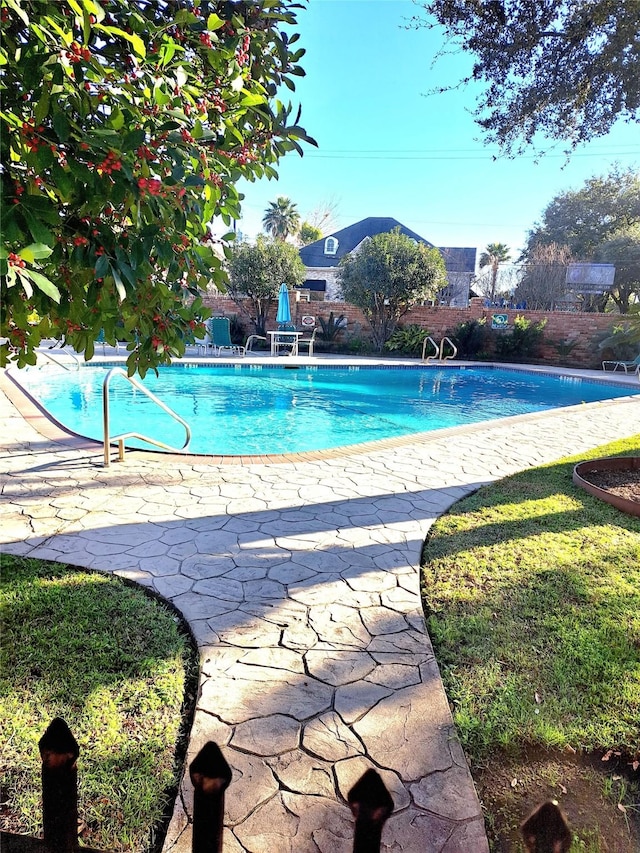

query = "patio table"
[267,330,302,356]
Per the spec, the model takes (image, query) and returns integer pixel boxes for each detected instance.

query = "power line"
[304,148,640,161]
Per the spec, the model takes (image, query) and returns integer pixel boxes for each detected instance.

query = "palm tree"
[262,197,300,241]
[479,242,511,302]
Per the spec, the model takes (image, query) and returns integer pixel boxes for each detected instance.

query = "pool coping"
[3,358,639,466]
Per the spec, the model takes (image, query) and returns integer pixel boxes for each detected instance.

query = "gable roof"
[299,217,432,268]
[299,217,475,273]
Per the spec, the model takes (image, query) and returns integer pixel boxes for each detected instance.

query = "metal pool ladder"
[103,367,191,467]
[422,336,458,362]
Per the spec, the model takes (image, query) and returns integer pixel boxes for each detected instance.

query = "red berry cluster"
[136,144,155,160]
[217,143,258,166]
[21,119,44,153]
[167,26,185,43]
[172,234,192,252]
[97,151,122,175]
[7,253,26,268]
[65,41,91,63]
[236,34,251,66]
[138,177,163,196]
[199,32,213,48]
[211,94,227,113]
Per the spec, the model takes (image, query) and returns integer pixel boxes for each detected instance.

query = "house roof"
[299,217,476,273]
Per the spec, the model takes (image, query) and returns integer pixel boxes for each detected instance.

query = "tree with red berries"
[0,0,314,375]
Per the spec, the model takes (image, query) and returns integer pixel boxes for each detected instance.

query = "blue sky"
[231,0,640,259]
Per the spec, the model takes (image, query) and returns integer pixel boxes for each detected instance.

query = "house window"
[324,237,338,256]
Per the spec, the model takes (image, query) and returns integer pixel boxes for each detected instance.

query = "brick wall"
[202,294,622,369]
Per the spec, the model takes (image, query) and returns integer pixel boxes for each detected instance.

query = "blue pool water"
[13,363,639,456]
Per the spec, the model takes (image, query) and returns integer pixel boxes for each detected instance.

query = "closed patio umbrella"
[276,283,292,327]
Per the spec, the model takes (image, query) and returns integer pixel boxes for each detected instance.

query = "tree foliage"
[526,168,640,312]
[594,225,640,313]
[298,221,322,245]
[514,242,574,311]
[262,195,300,240]
[411,1,640,155]
[526,167,640,258]
[0,0,314,375]
[226,235,305,335]
[337,228,446,351]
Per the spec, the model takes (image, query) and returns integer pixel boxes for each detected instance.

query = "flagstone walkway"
[1,363,638,852]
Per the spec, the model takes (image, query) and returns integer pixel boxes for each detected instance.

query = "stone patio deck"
[1,360,638,852]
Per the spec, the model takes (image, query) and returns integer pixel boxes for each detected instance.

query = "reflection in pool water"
[13,363,640,456]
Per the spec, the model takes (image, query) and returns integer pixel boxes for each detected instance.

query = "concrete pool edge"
[3,360,639,467]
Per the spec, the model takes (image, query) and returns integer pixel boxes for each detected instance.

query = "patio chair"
[210,316,245,357]
[297,327,317,357]
[245,334,266,353]
[193,330,210,355]
[96,329,121,355]
[601,353,640,374]
[274,322,299,356]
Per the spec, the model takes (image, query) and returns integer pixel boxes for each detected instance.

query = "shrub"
[317,311,347,342]
[384,324,430,355]
[450,318,488,358]
[494,315,546,360]
[551,337,580,358]
[595,323,638,362]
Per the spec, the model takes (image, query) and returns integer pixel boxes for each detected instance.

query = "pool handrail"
[439,336,458,361]
[103,367,192,467]
[38,347,81,371]
[422,336,440,362]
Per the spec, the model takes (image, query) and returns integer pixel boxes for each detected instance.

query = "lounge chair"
[210,316,245,357]
[297,327,317,356]
[601,353,640,374]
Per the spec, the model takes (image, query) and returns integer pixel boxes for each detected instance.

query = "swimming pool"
[12,363,640,456]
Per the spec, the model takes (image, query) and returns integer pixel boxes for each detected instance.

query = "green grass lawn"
[421,435,640,850]
[0,557,196,852]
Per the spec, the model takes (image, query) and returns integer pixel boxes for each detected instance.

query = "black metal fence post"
[520,800,572,853]
[348,769,394,853]
[38,717,80,853]
[189,741,232,853]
